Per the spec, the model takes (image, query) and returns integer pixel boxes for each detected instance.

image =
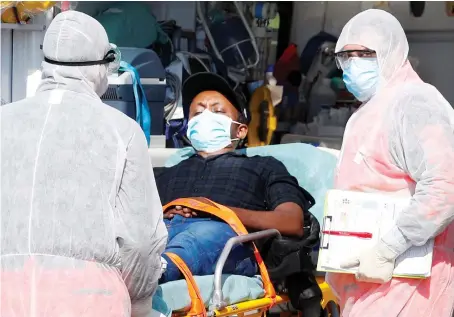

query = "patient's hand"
[164,205,198,219]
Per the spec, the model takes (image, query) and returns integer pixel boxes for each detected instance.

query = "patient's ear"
[237,124,248,140]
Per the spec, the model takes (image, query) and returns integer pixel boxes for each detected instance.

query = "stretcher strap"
[163,198,277,304]
[165,252,207,317]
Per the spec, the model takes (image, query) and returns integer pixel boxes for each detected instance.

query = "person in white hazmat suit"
[0,11,167,317]
[327,9,454,317]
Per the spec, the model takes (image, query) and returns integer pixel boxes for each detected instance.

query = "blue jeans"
[160,215,257,283]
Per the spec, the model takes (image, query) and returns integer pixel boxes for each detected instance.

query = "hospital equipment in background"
[281,133,343,150]
[277,37,352,150]
[196,1,260,83]
[247,65,284,148]
[247,2,279,81]
[196,1,280,82]
[101,47,167,148]
[248,37,345,149]
[301,41,337,123]
[248,85,277,147]
[279,107,349,150]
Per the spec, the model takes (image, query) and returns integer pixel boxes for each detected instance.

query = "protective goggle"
[334,49,376,70]
[44,44,121,74]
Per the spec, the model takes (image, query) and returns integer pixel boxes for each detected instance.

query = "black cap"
[182,72,249,122]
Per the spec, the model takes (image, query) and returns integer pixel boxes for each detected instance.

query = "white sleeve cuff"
[380,225,413,259]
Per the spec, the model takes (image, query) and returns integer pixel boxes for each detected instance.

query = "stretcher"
[151,143,341,317]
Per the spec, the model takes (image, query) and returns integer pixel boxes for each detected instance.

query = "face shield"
[44,43,121,75]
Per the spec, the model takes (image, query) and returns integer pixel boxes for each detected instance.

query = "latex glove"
[340,241,398,284]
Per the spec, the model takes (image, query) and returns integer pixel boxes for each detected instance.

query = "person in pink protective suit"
[327,9,454,317]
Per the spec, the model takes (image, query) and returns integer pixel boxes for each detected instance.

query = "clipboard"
[317,190,434,278]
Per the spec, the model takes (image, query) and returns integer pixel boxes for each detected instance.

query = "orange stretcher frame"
[162,197,339,317]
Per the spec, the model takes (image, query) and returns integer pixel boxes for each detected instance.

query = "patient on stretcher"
[155,73,314,283]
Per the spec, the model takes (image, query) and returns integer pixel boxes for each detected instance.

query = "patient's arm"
[229,202,304,237]
[228,157,315,237]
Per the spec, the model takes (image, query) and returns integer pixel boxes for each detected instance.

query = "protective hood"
[335,9,409,84]
[37,11,111,97]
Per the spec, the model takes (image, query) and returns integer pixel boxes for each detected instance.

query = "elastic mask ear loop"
[230,121,243,146]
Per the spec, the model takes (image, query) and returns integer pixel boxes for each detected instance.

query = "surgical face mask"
[342,57,379,102]
[187,109,240,153]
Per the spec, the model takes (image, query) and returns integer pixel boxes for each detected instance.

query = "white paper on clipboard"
[317,190,434,278]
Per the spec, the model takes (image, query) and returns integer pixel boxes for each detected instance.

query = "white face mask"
[186,109,240,153]
[342,57,380,102]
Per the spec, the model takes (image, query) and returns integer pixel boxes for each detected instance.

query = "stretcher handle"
[204,198,278,306]
[211,229,281,310]
[165,252,207,317]
[163,198,279,307]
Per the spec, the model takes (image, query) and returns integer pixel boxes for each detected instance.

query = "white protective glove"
[340,241,399,284]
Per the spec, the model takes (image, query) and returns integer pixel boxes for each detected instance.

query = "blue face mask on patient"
[186,110,240,153]
[342,57,380,102]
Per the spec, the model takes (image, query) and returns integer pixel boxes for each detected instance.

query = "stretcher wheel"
[322,301,340,317]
